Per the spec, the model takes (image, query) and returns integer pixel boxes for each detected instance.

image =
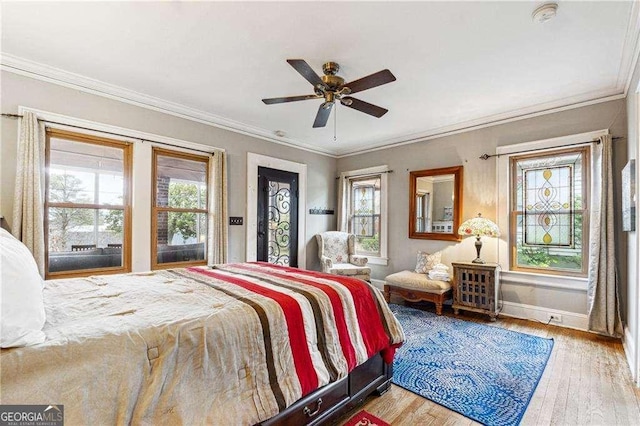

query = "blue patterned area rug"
[391,304,554,426]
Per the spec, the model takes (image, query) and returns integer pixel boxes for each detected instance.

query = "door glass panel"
[267,181,291,266]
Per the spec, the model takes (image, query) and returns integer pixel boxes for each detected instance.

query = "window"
[152,148,210,269]
[340,166,388,265]
[45,129,132,278]
[348,176,381,256]
[510,146,589,276]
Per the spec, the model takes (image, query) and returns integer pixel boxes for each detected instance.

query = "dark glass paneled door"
[257,167,298,267]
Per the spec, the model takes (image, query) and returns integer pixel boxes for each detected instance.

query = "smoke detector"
[532,3,558,23]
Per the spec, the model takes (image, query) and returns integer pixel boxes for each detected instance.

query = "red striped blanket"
[185,262,404,400]
[1,262,404,425]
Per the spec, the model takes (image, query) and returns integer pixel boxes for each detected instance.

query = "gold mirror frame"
[409,165,463,241]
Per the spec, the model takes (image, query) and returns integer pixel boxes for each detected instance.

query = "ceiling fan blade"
[262,94,320,105]
[313,102,333,128]
[287,59,326,88]
[344,69,396,94]
[341,97,388,118]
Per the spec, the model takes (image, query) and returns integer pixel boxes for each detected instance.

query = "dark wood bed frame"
[258,352,392,425]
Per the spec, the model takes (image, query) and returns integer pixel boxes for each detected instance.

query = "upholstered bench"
[384,270,452,315]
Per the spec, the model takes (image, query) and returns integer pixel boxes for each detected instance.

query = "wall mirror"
[409,166,463,241]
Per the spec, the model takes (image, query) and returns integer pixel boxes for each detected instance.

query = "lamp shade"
[458,213,499,264]
[458,213,500,238]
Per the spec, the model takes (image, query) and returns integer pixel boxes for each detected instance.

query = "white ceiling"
[2,2,639,157]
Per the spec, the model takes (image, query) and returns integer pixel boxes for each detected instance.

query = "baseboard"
[370,279,385,291]
[623,326,637,383]
[500,301,588,331]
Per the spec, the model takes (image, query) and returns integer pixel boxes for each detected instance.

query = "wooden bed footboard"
[258,352,392,426]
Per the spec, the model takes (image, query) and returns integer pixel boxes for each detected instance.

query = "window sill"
[366,257,388,266]
[500,270,588,291]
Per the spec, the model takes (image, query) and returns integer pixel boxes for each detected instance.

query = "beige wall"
[0,71,337,270]
[338,98,628,315]
[624,58,640,383]
[1,70,633,324]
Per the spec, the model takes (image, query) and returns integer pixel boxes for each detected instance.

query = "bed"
[0,262,404,425]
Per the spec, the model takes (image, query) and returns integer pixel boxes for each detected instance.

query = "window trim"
[21,106,224,274]
[497,129,608,289]
[508,146,590,278]
[44,129,132,279]
[339,165,389,266]
[150,147,210,270]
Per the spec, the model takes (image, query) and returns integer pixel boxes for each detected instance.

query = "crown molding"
[1,50,634,160]
[621,0,640,95]
[336,92,625,158]
[19,106,227,154]
[0,53,337,158]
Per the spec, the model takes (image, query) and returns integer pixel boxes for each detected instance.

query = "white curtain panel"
[337,175,347,232]
[11,111,46,277]
[587,134,623,337]
[208,149,228,265]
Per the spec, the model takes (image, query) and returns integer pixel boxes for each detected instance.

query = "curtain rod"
[1,113,215,156]
[335,170,394,180]
[479,136,624,160]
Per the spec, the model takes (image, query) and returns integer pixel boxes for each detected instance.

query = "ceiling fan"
[262,59,396,128]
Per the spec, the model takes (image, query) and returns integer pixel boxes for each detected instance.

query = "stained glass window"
[524,165,573,246]
[511,147,588,275]
[352,184,375,237]
[348,176,381,256]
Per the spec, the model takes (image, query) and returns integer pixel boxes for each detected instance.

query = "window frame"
[339,165,389,265]
[44,129,133,279]
[151,147,210,270]
[509,146,590,278]
[348,175,381,256]
[496,129,608,290]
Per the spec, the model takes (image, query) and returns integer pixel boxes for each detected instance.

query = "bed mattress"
[0,262,404,425]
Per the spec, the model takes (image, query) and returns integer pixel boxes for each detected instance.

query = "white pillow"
[414,250,442,274]
[0,228,46,348]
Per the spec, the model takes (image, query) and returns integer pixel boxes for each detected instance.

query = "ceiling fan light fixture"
[262,59,396,129]
[532,3,558,24]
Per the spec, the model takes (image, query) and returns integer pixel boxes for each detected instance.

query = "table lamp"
[458,213,500,264]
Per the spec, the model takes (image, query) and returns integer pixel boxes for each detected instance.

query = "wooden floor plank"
[560,328,583,425]
[604,336,640,425]
[545,327,573,425]
[390,396,438,426]
[336,306,640,426]
[588,335,606,424]
[576,332,594,425]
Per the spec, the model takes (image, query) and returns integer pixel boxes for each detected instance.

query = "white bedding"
[0,263,404,425]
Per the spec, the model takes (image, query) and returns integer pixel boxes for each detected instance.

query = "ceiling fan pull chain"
[334,102,337,142]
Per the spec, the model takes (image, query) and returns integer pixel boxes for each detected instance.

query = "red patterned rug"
[343,410,390,426]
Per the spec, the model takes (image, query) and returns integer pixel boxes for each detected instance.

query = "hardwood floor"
[337,303,640,426]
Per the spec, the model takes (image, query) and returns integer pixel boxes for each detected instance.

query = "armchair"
[315,231,371,282]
